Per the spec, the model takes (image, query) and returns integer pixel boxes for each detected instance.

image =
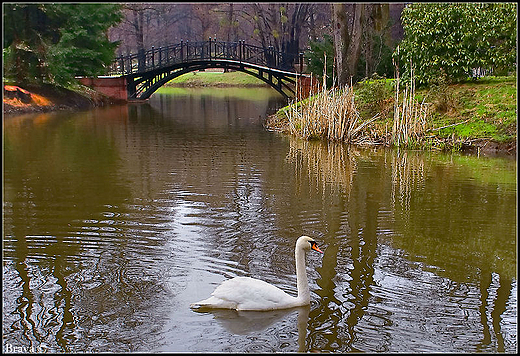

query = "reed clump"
[392,64,429,147]
[271,59,431,148]
[285,79,377,144]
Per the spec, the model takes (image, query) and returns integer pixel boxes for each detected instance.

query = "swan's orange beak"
[311,244,323,253]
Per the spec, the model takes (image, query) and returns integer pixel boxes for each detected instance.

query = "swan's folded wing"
[212,276,297,311]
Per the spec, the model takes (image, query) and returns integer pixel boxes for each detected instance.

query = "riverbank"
[3,82,116,116]
[265,75,517,156]
[4,75,516,156]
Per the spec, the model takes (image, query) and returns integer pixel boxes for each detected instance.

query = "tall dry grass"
[392,63,429,147]
[283,58,429,147]
[287,77,377,143]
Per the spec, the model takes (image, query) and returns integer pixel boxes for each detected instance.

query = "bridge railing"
[107,40,303,76]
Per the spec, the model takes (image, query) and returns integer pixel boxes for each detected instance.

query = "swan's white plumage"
[194,276,299,310]
[190,236,323,311]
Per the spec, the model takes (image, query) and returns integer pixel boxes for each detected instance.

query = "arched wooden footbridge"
[107,39,310,100]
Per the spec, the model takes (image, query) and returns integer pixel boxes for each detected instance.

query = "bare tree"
[191,3,220,40]
[242,3,316,68]
[107,2,348,68]
[361,4,392,78]
[109,4,190,54]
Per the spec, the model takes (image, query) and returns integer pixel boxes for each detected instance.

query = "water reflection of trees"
[283,136,381,351]
[3,109,173,352]
[387,151,516,352]
[281,138,516,352]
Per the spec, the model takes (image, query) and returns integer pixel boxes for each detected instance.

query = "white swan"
[190,235,323,311]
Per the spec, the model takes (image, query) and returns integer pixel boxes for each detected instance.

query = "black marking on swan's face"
[309,240,323,253]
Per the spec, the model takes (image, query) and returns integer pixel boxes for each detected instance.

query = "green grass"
[357,75,517,144]
[164,70,268,87]
[156,86,278,101]
[427,76,517,142]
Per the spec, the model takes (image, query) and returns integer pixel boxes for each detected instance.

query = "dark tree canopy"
[3,3,123,85]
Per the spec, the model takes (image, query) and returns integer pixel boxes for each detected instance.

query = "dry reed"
[287,78,374,143]
[283,57,429,148]
[392,62,429,147]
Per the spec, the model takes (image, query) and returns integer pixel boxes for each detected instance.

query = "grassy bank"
[266,75,517,155]
[164,70,269,87]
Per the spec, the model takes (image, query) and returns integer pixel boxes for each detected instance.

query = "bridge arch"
[126,59,304,100]
[108,40,309,101]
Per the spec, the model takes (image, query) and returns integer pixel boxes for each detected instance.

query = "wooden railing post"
[120,54,124,74]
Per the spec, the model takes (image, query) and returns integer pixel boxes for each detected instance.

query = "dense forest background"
[109,4,404,53]
[108,3,405,82]
[5,3,514,87]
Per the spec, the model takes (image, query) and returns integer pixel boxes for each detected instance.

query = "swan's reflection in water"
[194,306,310,352]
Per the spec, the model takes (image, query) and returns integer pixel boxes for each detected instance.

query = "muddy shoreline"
[3,83,117,116]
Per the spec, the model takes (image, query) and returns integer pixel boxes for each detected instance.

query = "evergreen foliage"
[3,3,123,85]
[305,35,335,88]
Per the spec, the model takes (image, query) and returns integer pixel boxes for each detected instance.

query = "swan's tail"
[189,302,205,310]
[190,296,237,310]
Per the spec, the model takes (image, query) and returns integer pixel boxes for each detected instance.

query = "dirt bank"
[461,138,516,157]
[3,83,115,116]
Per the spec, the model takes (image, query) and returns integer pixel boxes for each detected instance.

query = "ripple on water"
[348,245,486,353]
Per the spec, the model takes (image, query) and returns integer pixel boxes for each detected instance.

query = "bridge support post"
[127,77,137,100]
[77,77,128,102]
[119,55,124,74]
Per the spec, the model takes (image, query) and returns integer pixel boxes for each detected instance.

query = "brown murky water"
[3,88,517,353]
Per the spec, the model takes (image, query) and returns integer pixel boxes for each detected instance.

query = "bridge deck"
[109,40,304,77]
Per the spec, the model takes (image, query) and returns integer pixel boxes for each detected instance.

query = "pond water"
[3,87,517,353]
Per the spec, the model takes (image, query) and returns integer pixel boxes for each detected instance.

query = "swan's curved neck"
[295,246,310,303]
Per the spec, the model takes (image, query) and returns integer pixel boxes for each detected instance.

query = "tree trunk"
[332,3,365,86]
